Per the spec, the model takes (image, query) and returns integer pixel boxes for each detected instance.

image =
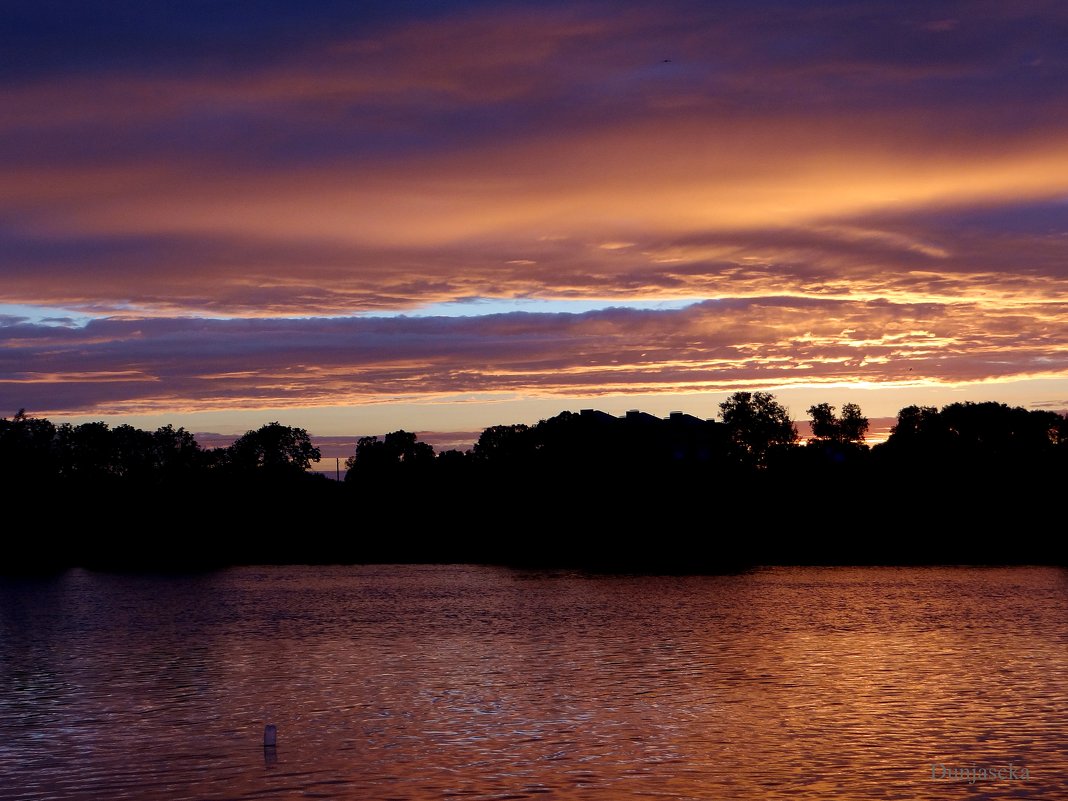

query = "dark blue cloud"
[4,0,1067,184]
[1,1,499,80]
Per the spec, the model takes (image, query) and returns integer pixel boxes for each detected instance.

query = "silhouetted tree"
[201,446,232,472]
[228,422,320,475]
[0,409,58,482]
[385,430,434,465]
[436,449,469,466]
[113,423,155,479]
[807,402,868,443]
[839,403,869,443]
[151,424,201,476]
[54,421,119,479]
[345,430,433,476]
[1,411,210,486]
[347,435,386,473]
[1037,410,1068,448]
[719,391,797,466]
[808,403,839,441]
[878,401,1068,480]
[890,405,939,441]
[471,424,534,464]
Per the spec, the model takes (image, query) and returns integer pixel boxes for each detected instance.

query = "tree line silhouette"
[3,393,1066,569]
[0,412,320,485]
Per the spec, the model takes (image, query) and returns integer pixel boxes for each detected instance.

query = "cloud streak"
[5,298,1068,415]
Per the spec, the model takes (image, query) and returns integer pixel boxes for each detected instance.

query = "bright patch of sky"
[0,303,94,327]
[4,298,708,324]
[363,297,707,318]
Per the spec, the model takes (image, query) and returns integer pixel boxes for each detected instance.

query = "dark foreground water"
[1,565,1065,800]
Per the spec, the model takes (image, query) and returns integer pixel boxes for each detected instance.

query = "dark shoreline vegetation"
[3,393,1067,571]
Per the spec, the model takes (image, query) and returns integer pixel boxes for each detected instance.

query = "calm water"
[1,565,1065,800]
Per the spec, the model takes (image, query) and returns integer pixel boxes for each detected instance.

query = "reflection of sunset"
[7,566,1065,799]
[3,2,1068,429]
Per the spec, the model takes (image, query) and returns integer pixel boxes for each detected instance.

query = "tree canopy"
[719,391,797,466]
[807,402,869,444]
[883,401,1067,464]
[228,422,321,474]
[345,430,434,477]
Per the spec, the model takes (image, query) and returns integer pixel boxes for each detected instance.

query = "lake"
[1,565,1065,800]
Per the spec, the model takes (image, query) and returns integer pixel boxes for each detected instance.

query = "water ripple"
[1,565,1065,799]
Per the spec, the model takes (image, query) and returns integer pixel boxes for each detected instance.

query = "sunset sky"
[3,1,1068,439]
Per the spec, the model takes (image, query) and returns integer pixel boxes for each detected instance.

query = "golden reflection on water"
[0,566,1065,799]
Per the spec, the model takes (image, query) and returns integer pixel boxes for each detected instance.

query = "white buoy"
[263,724,277,747]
